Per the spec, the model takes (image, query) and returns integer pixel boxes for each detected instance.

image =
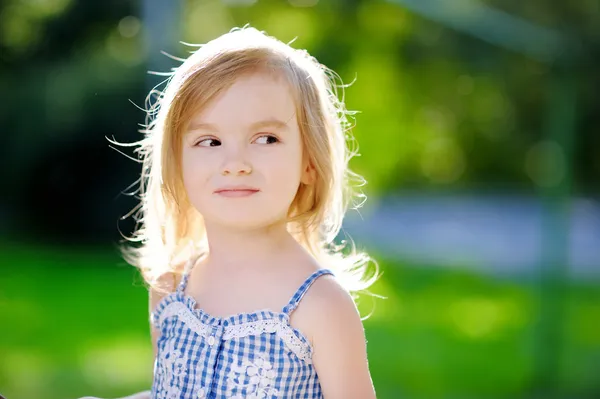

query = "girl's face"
[181,72,312,230]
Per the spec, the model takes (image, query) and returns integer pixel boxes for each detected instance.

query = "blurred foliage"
[0,0,599,242]
[1,243,599,399]
[0,1,599,398]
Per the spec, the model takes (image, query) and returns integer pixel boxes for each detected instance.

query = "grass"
[0,241,599,399]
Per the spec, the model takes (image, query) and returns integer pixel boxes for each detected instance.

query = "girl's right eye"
[196,138,221,147]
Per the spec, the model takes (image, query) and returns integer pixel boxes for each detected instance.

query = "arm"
[308,278,377,399]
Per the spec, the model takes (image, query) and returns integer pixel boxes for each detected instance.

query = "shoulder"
[293,271,364,346]
[305,272,358,315]
[148,270,181,312]
[312,272,363,332]
[294,271,376,398]
[148,254,203,310]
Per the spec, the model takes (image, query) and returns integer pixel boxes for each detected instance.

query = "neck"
[203,221,298,270]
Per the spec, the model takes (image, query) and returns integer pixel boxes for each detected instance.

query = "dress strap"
[176,255,201,293]
[282,269,334,315]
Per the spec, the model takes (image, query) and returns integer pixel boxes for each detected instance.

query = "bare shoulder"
[292,272,364,345]
[148,270,181,311]
[149,253,208,313]
[294,271,375,398]
[306,273,358,315]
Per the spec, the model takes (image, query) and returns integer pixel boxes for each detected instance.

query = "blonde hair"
[116,27,377,295]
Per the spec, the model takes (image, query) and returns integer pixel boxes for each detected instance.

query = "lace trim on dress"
[158,301,213,338]
[157,302,312,363]
[223,319,312,363]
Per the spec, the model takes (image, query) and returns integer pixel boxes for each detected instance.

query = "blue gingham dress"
[150,263,333,399]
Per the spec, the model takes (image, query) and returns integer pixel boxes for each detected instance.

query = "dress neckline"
[171,288,290,327]
[154,289,315,357]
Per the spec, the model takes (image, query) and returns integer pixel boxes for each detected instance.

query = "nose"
[221,146,252,176]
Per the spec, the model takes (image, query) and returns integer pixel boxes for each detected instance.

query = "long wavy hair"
[116,27,377,295]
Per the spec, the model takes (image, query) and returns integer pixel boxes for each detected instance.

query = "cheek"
[272,158,302,182]
[264,147,303,190]
[181,152,211,196]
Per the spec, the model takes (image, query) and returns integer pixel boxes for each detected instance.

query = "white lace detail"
[154,339,191,399]
[158,302,212,338]
[158,302,311,363]
[223,320,311,363]
[226,353,279,398]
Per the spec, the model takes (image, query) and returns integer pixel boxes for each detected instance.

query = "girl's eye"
[254,135,279,145]
[197,138,221,147]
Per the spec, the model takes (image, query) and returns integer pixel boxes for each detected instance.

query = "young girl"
[90,26,377,399]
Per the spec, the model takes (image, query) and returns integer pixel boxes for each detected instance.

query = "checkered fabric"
[150,266,333,399]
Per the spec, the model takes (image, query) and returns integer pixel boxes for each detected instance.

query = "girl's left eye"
[254,135,279,145]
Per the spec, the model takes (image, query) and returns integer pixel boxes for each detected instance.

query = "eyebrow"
[188,118,290,132]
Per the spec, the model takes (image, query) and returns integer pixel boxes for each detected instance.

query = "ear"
[301,158,317,185]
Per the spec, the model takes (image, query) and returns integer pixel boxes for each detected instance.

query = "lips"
[214,186,260,198]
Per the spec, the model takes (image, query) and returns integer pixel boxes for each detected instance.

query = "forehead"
[188,72,298,129]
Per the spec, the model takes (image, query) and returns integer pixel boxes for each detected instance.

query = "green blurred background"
[0,0,599,398]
